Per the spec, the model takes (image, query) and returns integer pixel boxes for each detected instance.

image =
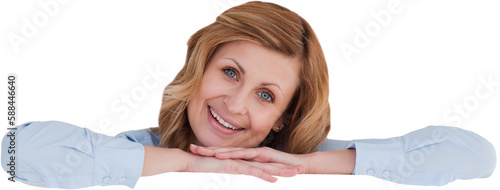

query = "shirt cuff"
[346,137,406,183]
[92,134,145,188]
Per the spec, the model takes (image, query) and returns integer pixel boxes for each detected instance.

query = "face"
[187,40,300,148]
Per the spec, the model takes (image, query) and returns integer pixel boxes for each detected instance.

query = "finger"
[190,145,215,157]
[245,161,300,177]
[217,148,299,165]
[215,148,266,161]
[196,146,245,157]
[255,163,300,177]
[203,146,245,152]
[190,144,200,155]
[227,161,278,183]
[297,164,305,174]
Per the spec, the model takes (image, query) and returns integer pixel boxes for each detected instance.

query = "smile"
[209,106,244,131]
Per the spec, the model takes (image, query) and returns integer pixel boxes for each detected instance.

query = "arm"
[2,121,300,188]
[143,145,300,182]
[300,149,355,175]
[141,146,188,176]
[192,126,496,185]
[1,121,144,188]
[189,145,353,175]
[341,126,496,185]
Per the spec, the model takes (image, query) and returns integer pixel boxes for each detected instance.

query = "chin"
[196,132,229,147]
[197,134,249,148]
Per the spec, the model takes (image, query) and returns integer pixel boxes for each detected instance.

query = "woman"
[2,1,496,188]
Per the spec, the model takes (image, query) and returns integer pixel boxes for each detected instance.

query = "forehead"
[213,40,301,92]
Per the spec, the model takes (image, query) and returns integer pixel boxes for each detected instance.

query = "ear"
[272,119,284,132]
[272,115,290,132]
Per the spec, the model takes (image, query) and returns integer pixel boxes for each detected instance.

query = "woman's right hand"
[185,150,302,182]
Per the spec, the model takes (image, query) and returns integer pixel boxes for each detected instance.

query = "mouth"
[207,106,244,135]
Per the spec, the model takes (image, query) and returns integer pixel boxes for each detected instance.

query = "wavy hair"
[152,1,330,154]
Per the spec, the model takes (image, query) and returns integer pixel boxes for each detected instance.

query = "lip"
[207,106,244,136]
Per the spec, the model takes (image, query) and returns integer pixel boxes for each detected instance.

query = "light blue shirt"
[1,121,496,188]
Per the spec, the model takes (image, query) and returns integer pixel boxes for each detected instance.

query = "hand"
[190,144,312,174]
[185,150,301,182]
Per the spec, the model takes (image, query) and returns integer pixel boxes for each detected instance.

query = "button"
[119,177,127,184]
[102,176,111,184]
[366,169,375,175]
[382,170,390,178]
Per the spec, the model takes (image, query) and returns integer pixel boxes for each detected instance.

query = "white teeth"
[210,107,241,130]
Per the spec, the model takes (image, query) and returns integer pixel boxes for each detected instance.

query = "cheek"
[248,109,279,133]
[242,116,276,147]
[198,74,228,98]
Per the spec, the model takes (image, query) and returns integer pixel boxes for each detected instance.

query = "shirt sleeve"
[1,121,150,189]
[318,126,496,186]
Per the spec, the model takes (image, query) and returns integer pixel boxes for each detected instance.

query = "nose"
[224,89,249,115]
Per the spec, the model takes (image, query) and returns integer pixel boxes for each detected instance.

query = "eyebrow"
[225,58,283,96]
[226,58,245,75]
[261,82,283,96]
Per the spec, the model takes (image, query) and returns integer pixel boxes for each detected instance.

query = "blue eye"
[223,68,237,80]
[257,91,274,102]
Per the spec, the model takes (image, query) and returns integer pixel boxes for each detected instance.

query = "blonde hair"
[153,1,330,154]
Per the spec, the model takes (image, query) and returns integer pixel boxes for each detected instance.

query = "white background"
[1,0,499,189]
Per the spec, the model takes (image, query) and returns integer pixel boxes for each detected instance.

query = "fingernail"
[296,165,303,173]
[190,144,197,147]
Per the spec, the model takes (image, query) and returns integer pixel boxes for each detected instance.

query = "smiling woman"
[154,1,330,154]
[1,1,496,189]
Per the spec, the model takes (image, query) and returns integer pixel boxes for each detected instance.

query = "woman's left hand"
[190,144,312,174]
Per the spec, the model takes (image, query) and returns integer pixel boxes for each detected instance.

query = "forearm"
[303,149,356,174]
[141,145,191,176]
